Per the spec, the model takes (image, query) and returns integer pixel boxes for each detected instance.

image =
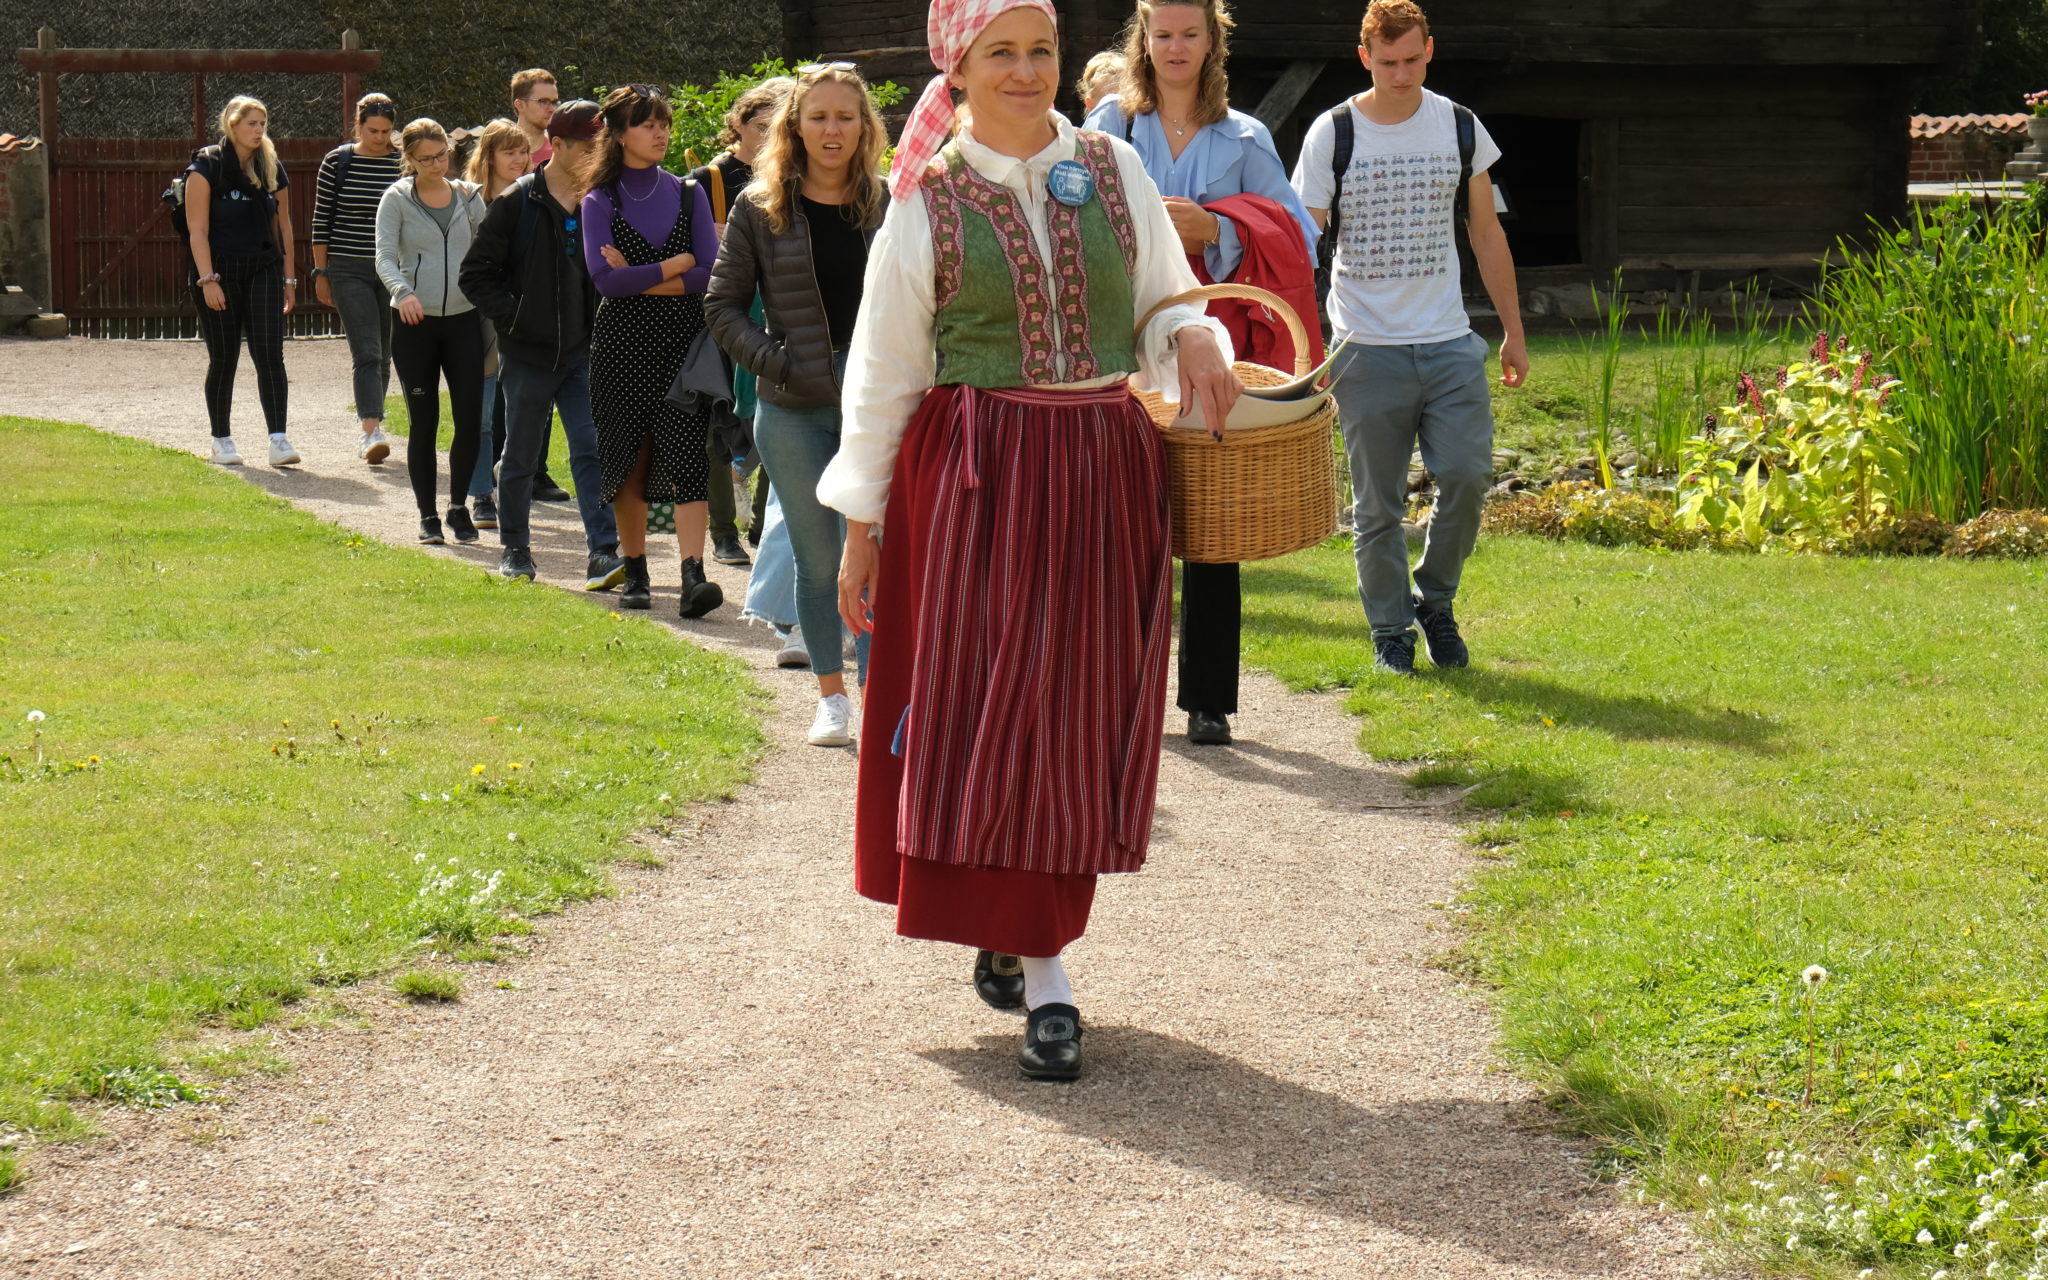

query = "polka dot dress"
[590,188,712,507]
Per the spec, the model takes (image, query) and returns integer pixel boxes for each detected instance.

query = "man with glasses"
[510,68,560,168]
[459,101,625,588]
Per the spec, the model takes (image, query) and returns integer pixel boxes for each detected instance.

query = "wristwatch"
[310,267,328,278]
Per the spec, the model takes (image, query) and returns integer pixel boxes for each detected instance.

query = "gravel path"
[1,337,1717,1279]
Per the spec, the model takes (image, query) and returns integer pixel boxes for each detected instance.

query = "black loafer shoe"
[973,950,1026,1010]
[1187,710,1232,745]
[1018,1003,1083,1081]
[620,555,651,610]
[710,532,752,566]
[533,476,571,502]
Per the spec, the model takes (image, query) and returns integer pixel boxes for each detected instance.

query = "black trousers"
[391,310,485,518]
[192,254,288,438]
[1176,559,1241,715]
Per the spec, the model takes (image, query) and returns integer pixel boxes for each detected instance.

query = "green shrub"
[1560,486,1690,548]
[1947,508,2048,558]
[1480,481,1584,539]
[1675,340,1915,550]
[658,60,910,173]
[1850,511,1955,557]
[393,971,462,1003]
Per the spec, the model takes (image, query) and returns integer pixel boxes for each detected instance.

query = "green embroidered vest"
[923,130,1139,388]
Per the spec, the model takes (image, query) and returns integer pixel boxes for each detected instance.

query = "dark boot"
[678,556,724,619]
[620,555,651,610]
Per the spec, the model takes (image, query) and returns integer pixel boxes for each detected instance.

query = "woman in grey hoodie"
[376,118,488,545]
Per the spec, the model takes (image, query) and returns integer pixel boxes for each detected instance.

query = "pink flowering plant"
[1674,333,1913,549]
[2026,90,2048,118]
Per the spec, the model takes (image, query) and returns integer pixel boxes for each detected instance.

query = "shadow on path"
[922,1029,1618,1274]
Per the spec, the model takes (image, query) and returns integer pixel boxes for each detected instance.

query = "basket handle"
[1132,283,1313,376]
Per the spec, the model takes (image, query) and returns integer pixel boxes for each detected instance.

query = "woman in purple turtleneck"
[581,84,725,616]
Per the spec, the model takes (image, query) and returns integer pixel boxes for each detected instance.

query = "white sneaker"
[776,625,811,669]
[209,437,243,466]
[807,692,852,747]
[268,436,302,467]
[360,429,391,464]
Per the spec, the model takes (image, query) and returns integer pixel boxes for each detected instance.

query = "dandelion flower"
[509,762,523,771]
[26,709,44,723]
[1802,965,1828,989]
[472,764,486,776]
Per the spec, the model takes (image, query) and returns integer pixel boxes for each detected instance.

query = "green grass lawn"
[0,416,764,1151]
[1243,537,2048,1278]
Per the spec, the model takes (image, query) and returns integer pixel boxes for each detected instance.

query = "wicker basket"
[1131,285,1340,564]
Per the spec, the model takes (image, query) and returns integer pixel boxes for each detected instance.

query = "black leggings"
[192,255,288,438]
[391,310,485,518]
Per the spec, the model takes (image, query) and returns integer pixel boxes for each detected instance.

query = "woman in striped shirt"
[311,93,404,464]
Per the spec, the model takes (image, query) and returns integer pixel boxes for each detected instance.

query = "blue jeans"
[752,370,865,681]
[498,354,618,554]
[471,373,499,499]
[1332,332,1494,637]
[742,483,798,628]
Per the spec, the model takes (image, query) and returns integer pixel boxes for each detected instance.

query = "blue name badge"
[1047,159,1096,207]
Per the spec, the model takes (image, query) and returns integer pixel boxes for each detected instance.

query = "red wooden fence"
[16,28,380,338]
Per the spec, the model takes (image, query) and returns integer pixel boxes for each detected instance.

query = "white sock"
[1020,954,1073,1010]
[270,432,288,442]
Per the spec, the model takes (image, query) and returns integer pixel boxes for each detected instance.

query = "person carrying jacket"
[458,100,626,591]
[705,64,883,747]
[375,118,488,545]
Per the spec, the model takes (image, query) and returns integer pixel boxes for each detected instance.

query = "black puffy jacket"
[705,183,879,410]
[458,166,596,372]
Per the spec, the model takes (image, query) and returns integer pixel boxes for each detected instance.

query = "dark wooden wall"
[788,0,1959,276]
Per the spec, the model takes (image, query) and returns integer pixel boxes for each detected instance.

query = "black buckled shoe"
[678,556,724,619]
[973,950,1026,1010]
[620,554,651,610]
[1187,710,1232,745]
[1018,1003,1083,1081]
[1374,629,1418,676]
[1415,601,1469,668]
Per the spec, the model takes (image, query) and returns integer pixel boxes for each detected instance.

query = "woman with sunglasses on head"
[312,93,404,464]
[1087,0,1321,749]
[706,63,884,747]
[821,0,1240,1081]
[584,85,725,616]
[376,118,488,545]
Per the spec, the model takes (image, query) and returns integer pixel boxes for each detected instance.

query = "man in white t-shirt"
[1291,0,1527,675]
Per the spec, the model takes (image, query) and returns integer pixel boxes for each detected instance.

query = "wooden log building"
[782,0,1980,287]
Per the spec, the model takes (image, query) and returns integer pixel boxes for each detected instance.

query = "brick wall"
[1909,115,2028,183]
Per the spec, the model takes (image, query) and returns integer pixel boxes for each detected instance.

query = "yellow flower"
[471,764,486,776]
[509,762,523,771]
[87,755,100,764]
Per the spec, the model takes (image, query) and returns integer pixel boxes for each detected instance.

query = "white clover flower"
[25,709,45,723]
[1785,1234,1800,1251]
[1920,1228,1937,1244]
[1698,1173,1712,1187]
[1801,964,1828,988]
[1958,1243,1973,1257]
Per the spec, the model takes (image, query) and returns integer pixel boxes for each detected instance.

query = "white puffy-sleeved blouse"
[816,113,1231,527]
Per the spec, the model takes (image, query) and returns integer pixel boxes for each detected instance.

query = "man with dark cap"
[461,100,625,587]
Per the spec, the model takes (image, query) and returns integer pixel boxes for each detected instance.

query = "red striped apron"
[852,380,1173,955]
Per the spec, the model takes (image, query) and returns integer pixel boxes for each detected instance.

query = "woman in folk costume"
[821,0,1241,1081]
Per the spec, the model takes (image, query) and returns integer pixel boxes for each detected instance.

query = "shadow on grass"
[922,1029,1627,1273]
[1439,668,1784,754]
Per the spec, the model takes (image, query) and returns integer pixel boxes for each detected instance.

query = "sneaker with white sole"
[359,429,391,464]
[808,692,853,747]
[208,437,244,466]
[775,625,811,669]
[267,436,302,467]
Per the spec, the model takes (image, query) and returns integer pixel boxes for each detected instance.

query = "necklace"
[619,166,662,202]
[1165,116,1189,137]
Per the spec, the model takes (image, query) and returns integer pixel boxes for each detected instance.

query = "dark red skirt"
[853,381,1173,956]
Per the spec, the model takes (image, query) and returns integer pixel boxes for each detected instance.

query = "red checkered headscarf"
[890,0,1060,202]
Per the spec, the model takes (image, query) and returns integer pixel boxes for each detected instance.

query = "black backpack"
[1312,98,1476,305]
[162,144,225,242]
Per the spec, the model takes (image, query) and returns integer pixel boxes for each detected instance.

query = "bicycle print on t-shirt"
[1337,149,1458,284]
